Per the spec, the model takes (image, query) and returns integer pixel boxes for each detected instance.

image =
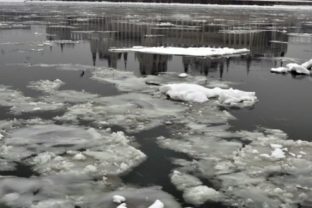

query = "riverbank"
[19,0,312,6]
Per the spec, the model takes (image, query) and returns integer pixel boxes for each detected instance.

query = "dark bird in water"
[80,70,85,77]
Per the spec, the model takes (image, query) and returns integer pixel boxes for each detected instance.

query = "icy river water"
[0,2,312,208]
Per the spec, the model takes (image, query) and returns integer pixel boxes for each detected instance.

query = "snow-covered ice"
[302,58,312,70]
[271,58,312,75]
[110,46,249,57]
[160,83,257,108]
[286,63,310,75]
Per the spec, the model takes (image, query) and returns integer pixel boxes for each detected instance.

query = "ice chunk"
[148,200,164,208]
[170,170,221,205]
[302,58,312,70]
[160,83,257,108]
[170,170,202,191]
[28,79,64,93]
[0,174,109,208]
[113,195,126,204]
[271,148,285,160]
[56,93,186,132]
[73,153,86,161]
[0,85,64,114]
[286,63,310,75]
[116,203,127,208]
[271,59,312,75]
[183,185,222,205]
[270,67,288,73]
[91,69,148,92]
[83,187,181,208]
[30,200,75,208]
[110,46,249,57]
[0,124,145,176]
[84,165,97,173]
[28,80,99,103]
[178,73,188,78]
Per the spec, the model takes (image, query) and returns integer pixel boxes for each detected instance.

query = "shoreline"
[1,1,312,9]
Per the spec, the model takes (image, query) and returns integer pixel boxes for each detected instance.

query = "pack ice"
[0,85,64,114]
[158,117,312,207]
[0,174,181,208]
[0,122,145,177]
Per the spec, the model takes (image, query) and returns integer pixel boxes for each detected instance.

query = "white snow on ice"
[110,46,249,57]
[160,83,257,108]
[271,58,312,75]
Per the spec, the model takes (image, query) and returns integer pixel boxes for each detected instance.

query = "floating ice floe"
[55,93,186,132]
[28,79,64,93]
[110,46,249,57]
[160,124,312,208]
[91,68,207,93]
[113,195,126,204]
[170,170,222,205]
[28,79,99,103]
[288,33,312,37]
[271,59,312,75]
[302,59,312,70]
[83,187,181,208]
[0,124,145,176]
[0,173,180,208]
[147,199,164,208]
[91,69,148,92]
[160,83,257,108]
[0,85,64,114]
[178,73,188,78]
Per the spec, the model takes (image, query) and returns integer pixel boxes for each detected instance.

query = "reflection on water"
[44,14,290,75]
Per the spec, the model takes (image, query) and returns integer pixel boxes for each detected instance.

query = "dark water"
[0,2,312,207]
